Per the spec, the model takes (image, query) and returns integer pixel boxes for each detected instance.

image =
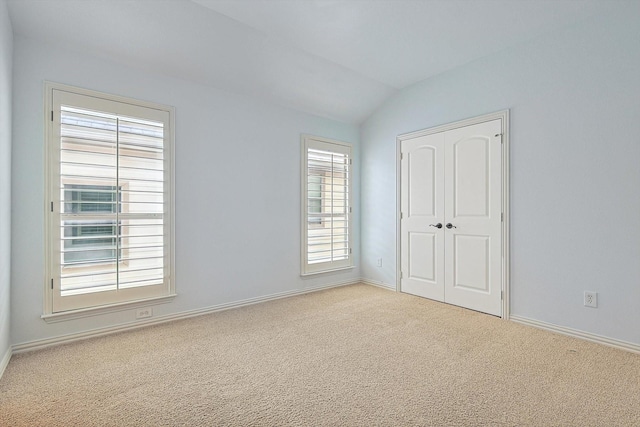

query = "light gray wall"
[361,4,640,345]
[0,0,13,363]
[11,36,360,345]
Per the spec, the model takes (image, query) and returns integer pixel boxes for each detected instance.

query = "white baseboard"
[360,278,396,291]
[0,345,11,380]
[12,279,361,354]
[510,315,640,355]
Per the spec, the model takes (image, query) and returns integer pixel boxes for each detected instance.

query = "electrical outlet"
[136,307,153,319]
[377,258,383,267]
[584,291,597,308]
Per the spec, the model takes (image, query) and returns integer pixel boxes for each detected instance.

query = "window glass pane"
[62,184,121,267]
[62,220,119,264]
[64,184,119,214]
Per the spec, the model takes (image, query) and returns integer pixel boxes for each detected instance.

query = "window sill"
[41,294,177,323]
[300,265,354,277]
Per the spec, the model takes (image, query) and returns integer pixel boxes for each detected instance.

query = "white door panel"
[453,234,489,292]
[408,232,436,281]
[400,133,444,301]
[444,119,502,316]
[408,147,436,217]
[453,135,490,217]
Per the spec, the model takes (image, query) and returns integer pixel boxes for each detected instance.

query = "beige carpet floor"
[1,284,639,426]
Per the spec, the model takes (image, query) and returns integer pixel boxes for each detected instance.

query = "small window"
[301,135,353,275]
[63,184,121,266]
[45,83,174,315]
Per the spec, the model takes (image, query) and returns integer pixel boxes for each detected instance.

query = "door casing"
[395,110,510,319]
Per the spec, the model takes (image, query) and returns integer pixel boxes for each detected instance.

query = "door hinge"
[349,159,352,165]
[51,111,53,122]
[501,212,503,222]
[400,152,404,160]
[400,212,403,219]
[400,271,403,279]
[51,278,54,290]
[349,207,352,213]
[51,201,54,212]
[501,290,504,300]
[349,248,352,254]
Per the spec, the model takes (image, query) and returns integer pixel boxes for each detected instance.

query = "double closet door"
[400,118,503,316]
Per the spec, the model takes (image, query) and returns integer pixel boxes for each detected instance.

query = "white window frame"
[43,82,175,321]
[301,135,353,275]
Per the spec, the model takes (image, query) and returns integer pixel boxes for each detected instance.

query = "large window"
[301,135,352,275]
[45,83,174,315]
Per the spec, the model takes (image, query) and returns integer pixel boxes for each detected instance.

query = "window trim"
[300,135,353,276]
[43,81,176,318]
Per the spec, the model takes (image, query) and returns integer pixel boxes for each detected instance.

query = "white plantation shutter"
[47,86,173,313]
[302,136,352,275]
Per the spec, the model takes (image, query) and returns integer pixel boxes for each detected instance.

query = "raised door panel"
[453,235,489,292]
[408,147,436,218]
[453,136,489,218]
[408,232,435,282]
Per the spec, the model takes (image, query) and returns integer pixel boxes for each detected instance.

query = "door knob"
[446,223,457,229]
[429,223,443,229]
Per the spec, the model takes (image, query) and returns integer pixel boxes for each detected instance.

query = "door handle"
[429,223,443,229]
[446,223,457,229]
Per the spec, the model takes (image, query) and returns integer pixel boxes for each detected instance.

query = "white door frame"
[396,110,510,319]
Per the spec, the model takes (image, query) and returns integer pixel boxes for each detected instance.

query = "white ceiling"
[6,0,621,124]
